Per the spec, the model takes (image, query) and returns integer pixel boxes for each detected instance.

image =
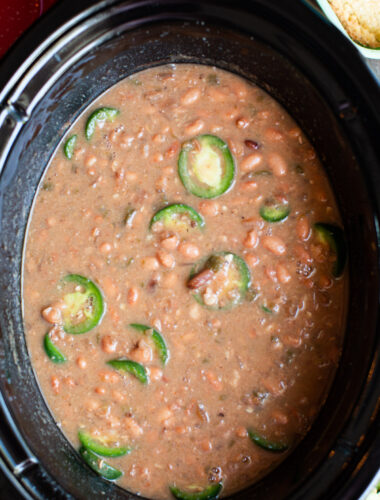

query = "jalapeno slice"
[188,252,250,310]
[79,446,123,480]
[260,200,290,222]
[61,274,104,334]
[314,223,347,277]
[150,204,204,232]
[78,430,131,457]
[170,482,223,500]
[63,134,77,160]
[107,358,148,384]
[248,429,288,452]
[178,135,235,199]
[43,333,67,363]
[85,107,120,141]
[129,323,169,365]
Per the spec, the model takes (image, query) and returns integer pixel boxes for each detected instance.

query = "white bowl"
[315,0,380,59]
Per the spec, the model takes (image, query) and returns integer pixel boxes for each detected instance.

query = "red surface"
[0,0,57,58]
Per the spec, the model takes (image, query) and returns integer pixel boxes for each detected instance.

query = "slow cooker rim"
[0,1,379,500]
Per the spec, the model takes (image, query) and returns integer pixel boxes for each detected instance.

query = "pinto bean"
[130,339,152,364]
[160,235,179,250]
[199,201,219,217]
[272,410,289,424]
[236,427,248,438]
[296,216,311,241]
[276,263,291,283]
[101,335,118,354]
[262,236,286,255]
[240,181,258,192]
[243,230,258,248]
[127,287,139,305]
[123,417,143,437]
[178,242,200,260]
[204,371,223,391]
[99,242,112,254]
[149,367,163,382]
[181,88,200,105]
[41,306,61,324]
[152,152,163,163]
[164,141,180,159]
[51,376,60,394]
[245,253,259,268]
[157,251,175,269]
[142,256,160,271]
[267,152,287,176]
[240,153,263,172]
[84,155,97,167]
[161,272,178,289]
[185,119,204,136]
[236,117,249,129]
[76,356,87,369]
[264,128,284,141]
[99,370,120,384]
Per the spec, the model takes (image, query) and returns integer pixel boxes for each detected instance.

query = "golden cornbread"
[329,0,380,48]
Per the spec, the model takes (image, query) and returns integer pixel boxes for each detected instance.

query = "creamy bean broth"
[23,64,347,499]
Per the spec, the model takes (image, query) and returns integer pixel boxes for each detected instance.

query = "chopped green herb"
[42,182,54,191]
[207,74,220,85]
[261,305,273,314]
[254,169,272,176]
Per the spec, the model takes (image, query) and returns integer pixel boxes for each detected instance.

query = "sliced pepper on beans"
[314,223,347,277]
[78,430,131,457]
[150,203,204,232]
[107,358,149,384]
[43,332,67,363]
[188,252,250,310]
[85,107,120,141]
[79,446,123,480]
[170,482,223,500]
[178,135,235,199]
[248,429,288,452]
[61,274,104,334]
[129,323,169,365]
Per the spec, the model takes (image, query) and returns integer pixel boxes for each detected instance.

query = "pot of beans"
[0,1,379,499]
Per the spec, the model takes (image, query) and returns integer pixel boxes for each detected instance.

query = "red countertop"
[0,0,57,58]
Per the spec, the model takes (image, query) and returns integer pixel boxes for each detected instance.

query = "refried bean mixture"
[23,64,347,499]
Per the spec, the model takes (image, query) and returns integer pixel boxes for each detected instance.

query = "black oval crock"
[0,1,379,499]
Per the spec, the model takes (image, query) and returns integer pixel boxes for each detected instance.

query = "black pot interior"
[0,2,379,499]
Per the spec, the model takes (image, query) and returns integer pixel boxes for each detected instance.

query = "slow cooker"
[0,1,379,499]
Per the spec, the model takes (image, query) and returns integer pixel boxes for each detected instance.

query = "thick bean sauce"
[23,65,347,499]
